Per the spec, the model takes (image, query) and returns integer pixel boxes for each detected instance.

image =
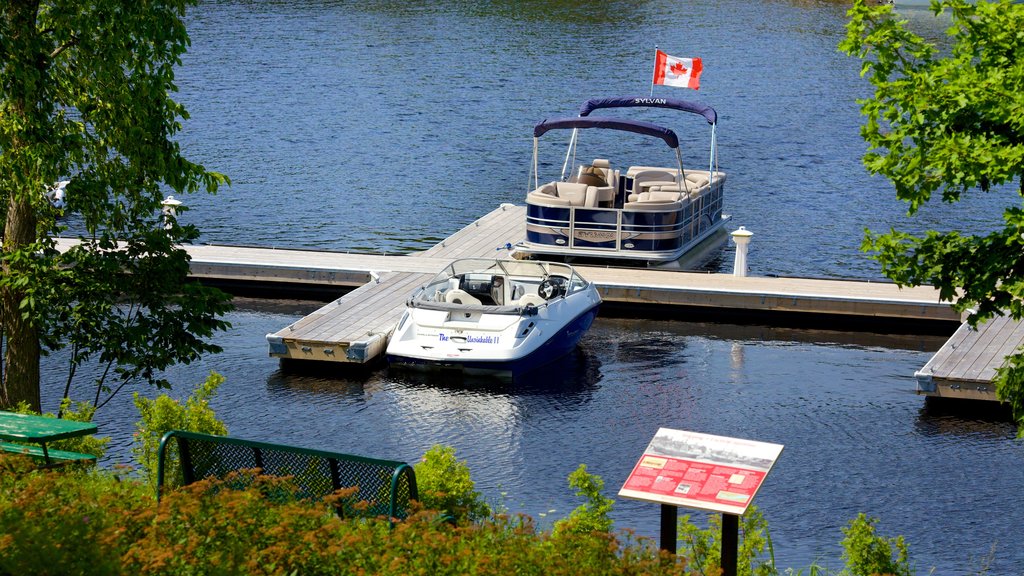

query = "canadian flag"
[652,50,702,90]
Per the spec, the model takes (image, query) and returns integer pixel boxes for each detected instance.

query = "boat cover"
[533,116,679,149]
[578,96,717,125]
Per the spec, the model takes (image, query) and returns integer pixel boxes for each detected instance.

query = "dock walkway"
[54,205,965,368]
[915,315,1024,402]
[257,205,958,366]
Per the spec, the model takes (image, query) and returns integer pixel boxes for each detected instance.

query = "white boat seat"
[555,182,590,205]
[629,169,677,201]
[684,173,711,189]
[525,181,601,207]
[517,293,546,307]
[638,190,684,202]
[623,199,683,211]
[445,289,482,306]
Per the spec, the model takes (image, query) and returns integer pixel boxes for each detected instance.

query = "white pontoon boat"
[386,258,601,375]
[515,96,730,267]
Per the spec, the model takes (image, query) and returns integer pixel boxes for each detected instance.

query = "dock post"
[161,196,182,230]
[730,226,753,277]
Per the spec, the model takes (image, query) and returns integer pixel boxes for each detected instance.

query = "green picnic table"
[0,411,98,466]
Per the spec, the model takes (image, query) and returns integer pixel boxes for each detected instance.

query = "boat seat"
[623,199,683,212]
[517,293,546,308]
[526,181,599,207]
[629,169,677,202]
[638,190,684,202]
[445,289,482,306]
[684,172,711,189]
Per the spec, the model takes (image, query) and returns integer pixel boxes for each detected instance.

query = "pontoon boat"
[515,96,729,267]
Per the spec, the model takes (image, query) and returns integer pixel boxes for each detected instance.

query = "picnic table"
[0,411,98,466]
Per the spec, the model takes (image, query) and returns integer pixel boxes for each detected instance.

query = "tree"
[840,0,1024,433]
[0,1,232,413]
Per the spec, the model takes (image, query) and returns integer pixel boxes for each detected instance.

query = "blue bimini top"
[532,116,680,149]
[578,96,717,125]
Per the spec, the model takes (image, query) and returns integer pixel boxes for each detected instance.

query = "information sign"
[618,428,783,516]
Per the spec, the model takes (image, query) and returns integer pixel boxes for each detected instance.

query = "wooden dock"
[54,204,964,367]
[915,315,1024,402]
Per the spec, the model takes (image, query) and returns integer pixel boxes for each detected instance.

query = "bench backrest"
[157,430,417,520]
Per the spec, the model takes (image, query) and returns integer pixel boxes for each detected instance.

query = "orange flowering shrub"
[0,455,689,576]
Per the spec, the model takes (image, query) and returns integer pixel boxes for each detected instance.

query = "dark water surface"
[44,1,1024,573]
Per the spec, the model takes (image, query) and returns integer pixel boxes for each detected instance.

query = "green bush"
[0,454,153,575]
[0,461,690,576]
[132,371,228,490]
[840,513,911,576]
[552,463,614,537]
[678,505,777,576]
[413,444,491,523]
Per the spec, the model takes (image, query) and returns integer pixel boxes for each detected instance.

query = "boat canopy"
[578,96,717,125]
[533,116,679,149]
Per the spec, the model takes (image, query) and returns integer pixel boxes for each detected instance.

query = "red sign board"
[619,428,783,515]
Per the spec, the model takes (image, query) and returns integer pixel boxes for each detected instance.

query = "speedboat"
[386,258,601,375]
[514,96,730,268]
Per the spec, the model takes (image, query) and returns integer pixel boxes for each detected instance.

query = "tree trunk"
[1,197,41,412]
[1,0,43,412]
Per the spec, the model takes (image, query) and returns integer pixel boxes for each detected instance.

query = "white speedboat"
[386,258,601,375]
[515,96,729,268]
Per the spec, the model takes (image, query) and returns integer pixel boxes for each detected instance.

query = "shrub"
[132,371,228,490]
[0,462,691,576]
[0,454,153,575]
[413,444,490,523]
[678,505,777,576]
[552,463,614,537]
[840,513,911,576]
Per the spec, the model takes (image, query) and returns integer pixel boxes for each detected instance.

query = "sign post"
[618,428,783,576]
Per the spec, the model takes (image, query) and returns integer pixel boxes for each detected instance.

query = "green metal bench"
[157,430,418,520]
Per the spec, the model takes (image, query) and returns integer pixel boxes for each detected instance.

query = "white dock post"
[730,226,753,277]
[161,196,182,230]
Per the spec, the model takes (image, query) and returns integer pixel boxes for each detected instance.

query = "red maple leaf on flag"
[670,61,688,76]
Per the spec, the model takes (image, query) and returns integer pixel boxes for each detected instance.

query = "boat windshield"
[415,258,589,305]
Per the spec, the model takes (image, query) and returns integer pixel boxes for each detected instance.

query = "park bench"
[157,430,418,520]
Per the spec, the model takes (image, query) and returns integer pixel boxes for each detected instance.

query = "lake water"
[43,1,1024,573]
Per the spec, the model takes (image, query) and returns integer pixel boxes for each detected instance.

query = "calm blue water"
[43,1,1024,574]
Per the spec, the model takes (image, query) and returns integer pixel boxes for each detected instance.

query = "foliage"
[678,505,777,576]
[0,0,232,414]
[413,444,491,523]
[840,0,1024,433]
[0,461,691,576]
[132,372,228,490]
[8,399,108,458]
[552,463,615,537]
[0,454,154,576]
[839,513,911,576]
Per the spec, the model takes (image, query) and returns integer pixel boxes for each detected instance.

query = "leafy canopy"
[1,0,231,411]
[840,0,1024,432]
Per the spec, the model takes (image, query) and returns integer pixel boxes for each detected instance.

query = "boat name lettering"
[632,98,667,105]
[438,333,499,344]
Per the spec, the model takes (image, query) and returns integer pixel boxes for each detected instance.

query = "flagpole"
[650,45,658,97]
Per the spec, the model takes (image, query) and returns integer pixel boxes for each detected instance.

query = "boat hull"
[387,302,600,376]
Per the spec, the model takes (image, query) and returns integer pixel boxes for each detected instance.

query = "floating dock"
[54,204,966,368]
[915,315,1024,402]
